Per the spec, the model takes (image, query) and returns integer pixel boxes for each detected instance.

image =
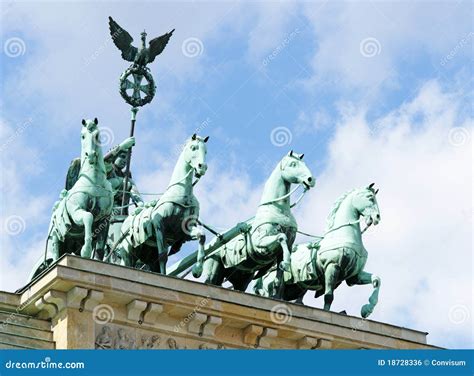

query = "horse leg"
[117,235,135,268]
[49,233,60,261]
[256,233,291,298]
[273,266,285,299]
[293,288,307,305]
[349,271,381,318]
[230,271,253,292]
[278,234,292,272]
[203,255,225,286]
[93,219,109,261]
[190,225,206,278]
[323,263,340,311]
[70,209,94,258]
[153,223,167,274]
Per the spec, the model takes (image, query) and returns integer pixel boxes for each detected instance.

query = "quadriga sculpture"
[198,151,315,294]
[255,184,381,318]
[29,118,114,280]
[112,134,209,274]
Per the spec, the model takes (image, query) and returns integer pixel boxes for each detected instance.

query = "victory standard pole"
[108,16,174,214]
[120,106,138,215]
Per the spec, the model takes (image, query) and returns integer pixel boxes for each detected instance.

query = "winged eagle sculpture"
[108,16,174,68]
[109,17,174,107]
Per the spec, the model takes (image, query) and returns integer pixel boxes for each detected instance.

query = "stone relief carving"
[141,334,161,349]
[114,328,135,349]
[95,324,231,350]
[95,326,113,349]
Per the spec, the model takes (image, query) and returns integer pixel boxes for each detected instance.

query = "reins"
[296,219,372,245]
[259,185,308,207]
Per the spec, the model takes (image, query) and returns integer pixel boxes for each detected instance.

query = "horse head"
[280,150,315,190]
[183,134,209,177]
[81,118,100,166]
[351,183,381,226]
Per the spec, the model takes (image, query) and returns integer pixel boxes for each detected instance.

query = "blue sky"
[1,1,472,348]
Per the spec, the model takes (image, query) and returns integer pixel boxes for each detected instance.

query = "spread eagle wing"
[147,29,175,63]
[108,16,137,62]
[65,158,81,190]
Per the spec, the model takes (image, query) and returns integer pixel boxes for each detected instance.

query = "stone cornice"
[1,255,439,350]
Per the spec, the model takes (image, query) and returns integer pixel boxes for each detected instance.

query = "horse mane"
[325,189,357,231]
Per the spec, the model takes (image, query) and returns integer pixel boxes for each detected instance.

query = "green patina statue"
[109,16,174,107]
[198,151,315,294]
[30,119,115,279]
[254,184,381,318]
[104,137,143,215]
[109,134,209,275]
[26,17,385,319]
[103,138,144,261]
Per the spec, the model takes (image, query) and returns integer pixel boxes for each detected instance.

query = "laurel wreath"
[119,65,156,107]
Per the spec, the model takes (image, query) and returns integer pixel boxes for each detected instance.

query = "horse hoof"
[361,304,373,318]
[192,265,203,278]
[80,246,92,259]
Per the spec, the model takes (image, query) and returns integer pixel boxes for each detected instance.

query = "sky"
[0,1,472,349]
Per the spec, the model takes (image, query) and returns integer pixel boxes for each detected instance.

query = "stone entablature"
[0,255,438,350]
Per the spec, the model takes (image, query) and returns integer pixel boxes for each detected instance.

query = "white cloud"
[297,80,472,348]
[300,1,473,94]
[1,1,472,350]
[245,1,299,65]
[1,1,246,137]
[0,119,51,291]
